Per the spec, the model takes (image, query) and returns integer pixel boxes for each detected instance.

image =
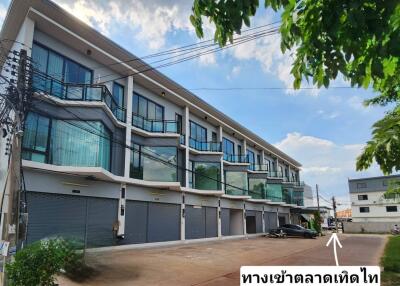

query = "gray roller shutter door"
[265,212,278,232]
[26,192,86,245]
[122,201,148,244]
[26,192,118,248]
[185,206,217,239]
[148,202,180,243]
[255,211,263,233]
[86,197,118,248]
[205,207,217,238]
[185,206,205,239]
[221,208,230,236]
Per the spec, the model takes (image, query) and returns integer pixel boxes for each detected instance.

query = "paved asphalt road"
[59,234,387,286]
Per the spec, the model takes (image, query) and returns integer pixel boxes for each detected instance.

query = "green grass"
[381,236,400,286]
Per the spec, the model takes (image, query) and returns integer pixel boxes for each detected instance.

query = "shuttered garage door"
[86,197,118,248]
[185,206,217,239]
[123,201,181,244]
[264,212,278,232]
[148,202,180,243]
[26,192,118,247]
[26,192,86,245]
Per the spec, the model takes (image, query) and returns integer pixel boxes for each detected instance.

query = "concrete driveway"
[58,234,387,286]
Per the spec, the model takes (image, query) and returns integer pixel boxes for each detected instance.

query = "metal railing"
[267,171,284,178]
[225,189,248,196]
[223,154,249,163]
[131,113,178,133]
[32,72,126,122]
[179,134,185,145]
[266,194,283,202]
[189,137,222,152]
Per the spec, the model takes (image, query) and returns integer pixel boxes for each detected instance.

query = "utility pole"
[316,184,321,214]
[2,49,29,262]
[332,196,338,233]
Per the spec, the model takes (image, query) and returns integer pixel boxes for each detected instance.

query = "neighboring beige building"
[336,208,352,219]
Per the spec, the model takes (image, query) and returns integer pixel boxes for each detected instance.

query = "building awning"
[301,214,311,221]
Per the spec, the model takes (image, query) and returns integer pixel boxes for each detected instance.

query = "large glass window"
[22,113,50,163]
[50,121,110,169]
[31,43,92,99]
[225,171,248,195]
[247,149,255,170]
[266,183,283,202]
[132,93,164,120]
[112,83,124,108]
[248,178,266,199]
[22,113,111,170]
[190,121,207,142]
[190,161,220,190]
[222,137,235,161]
[130,145,177,182]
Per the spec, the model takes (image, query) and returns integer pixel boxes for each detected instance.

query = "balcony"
[132,113,179,133]
[33,72,126,122]
[223,154,249,164]
[266,194,283,202]
[189,137,222,152]
[225,189,248,196]
[265,171,283,178]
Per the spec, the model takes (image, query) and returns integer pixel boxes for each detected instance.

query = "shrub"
[6,238,84,286]
[313,211,322,233]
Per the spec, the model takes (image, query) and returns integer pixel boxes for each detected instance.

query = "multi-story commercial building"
[0,0,308,248]
[349,175,400,223]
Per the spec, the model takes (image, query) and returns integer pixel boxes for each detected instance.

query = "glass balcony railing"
[225,189,248,196]
[131,113,178,133]
[189,137,222,152]
[223,154,249,163]
[267,171,284,178]
[33,72,126,122]
[180,134,185,145]
[266,194,283,202]
[248,189,265,199]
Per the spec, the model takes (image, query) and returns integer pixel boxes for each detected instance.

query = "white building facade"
[0,0,309,248]
[349,175,400,223]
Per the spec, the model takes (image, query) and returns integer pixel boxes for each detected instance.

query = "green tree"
[191,0,400,174]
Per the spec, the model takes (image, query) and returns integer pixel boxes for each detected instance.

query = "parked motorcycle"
[266,229,287,238]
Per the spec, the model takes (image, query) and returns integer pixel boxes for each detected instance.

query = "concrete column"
[261,150,265,165]
[276,207,280,227]
[183,106,190,187]
[124,76,134,178]
[275,157,279,173]
[243,139,247,155]
[16,17,35,56]
[217,199,222,237]
[181,193,185,240]
[117,184,126,237]
[262,205,265,233]
[243,202,247,236]
[218,126,224,190]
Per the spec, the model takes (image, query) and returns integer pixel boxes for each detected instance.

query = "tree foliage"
[6,238,84,286]
[191,0,400,174]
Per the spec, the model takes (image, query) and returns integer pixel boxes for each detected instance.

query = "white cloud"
[275,132,383,204]
[55,0,195,50]
[347,95,371,112]
[316,109,340,120]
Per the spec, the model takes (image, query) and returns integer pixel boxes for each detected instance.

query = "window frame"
[386,206,398,212]
[189,120,207,142]
[112,82,125,108]
[132,92,165,121]
[359,207,370,213]
[32,41,93,85]
[358,194,368,201]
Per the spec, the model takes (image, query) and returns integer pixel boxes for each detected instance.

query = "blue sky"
[0,0,390,208]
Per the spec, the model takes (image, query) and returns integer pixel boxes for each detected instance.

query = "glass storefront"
[22,113,111,170]
[189,161,220,190]
[248,178,267,199]
[130,145,178,182]
[225,171,248,196]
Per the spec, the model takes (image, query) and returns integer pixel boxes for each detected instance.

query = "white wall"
[351,191,400,222]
